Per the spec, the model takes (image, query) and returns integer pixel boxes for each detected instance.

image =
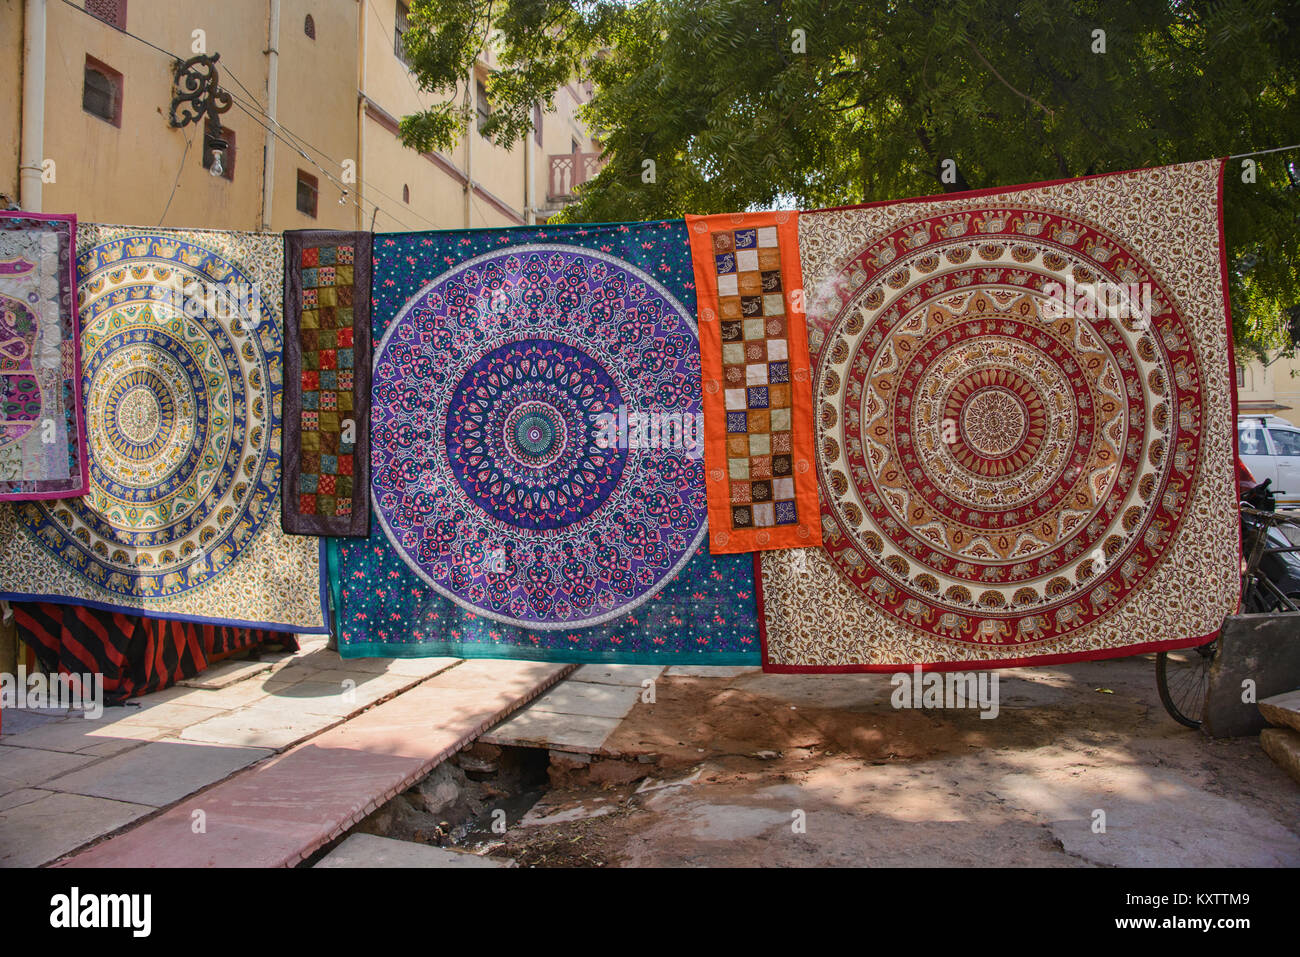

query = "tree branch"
[964,37,1056,119]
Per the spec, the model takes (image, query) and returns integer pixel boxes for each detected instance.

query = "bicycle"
[1155,484,1300,729]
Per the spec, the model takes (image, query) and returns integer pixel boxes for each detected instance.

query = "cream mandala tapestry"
[0,226,327,632]
[759,161,1239,671]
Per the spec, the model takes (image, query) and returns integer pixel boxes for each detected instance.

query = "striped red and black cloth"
[13,603,297,704]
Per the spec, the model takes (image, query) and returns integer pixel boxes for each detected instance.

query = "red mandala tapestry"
[758,160,1240,671]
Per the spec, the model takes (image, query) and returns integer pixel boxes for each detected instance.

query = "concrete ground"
[4,644,1296,868]
[462,656,1300,867]
[0,637,462,867]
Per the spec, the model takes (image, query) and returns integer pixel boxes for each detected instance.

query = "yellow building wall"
[269,0,359,231]
[1238,355,1300,422]
[362,111,465,231]
[41,0,270,229]
[0,0,22,204]
[9,0,596,232]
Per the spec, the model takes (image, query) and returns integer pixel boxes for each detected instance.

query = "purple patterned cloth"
[0,211,87,500]
[339,222,759,663]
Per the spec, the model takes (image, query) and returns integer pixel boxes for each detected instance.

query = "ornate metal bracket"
[169,53,233,129]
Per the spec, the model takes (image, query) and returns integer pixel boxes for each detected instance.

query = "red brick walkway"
[57,659,574,868]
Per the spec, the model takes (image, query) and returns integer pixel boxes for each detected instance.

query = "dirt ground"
[466,655,1300,867]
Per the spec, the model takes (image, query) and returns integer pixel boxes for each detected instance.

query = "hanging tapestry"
[686,211,821,553]
[0,211,88,499]
[282,230,372,536]
[338,222,760,663]
[0,226,328,633]
[759,160,1240,671]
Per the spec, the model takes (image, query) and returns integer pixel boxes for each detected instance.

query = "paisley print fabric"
[339,222,760,663]
[760,161,1239,671]
[0,226,327,633]
[0,211,88,499]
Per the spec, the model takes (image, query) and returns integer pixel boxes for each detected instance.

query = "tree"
[398,0,1300,361]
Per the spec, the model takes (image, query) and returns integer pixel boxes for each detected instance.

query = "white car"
[1238,414,1300,506]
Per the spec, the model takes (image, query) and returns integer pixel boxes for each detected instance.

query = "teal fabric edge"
[338,640,759,666]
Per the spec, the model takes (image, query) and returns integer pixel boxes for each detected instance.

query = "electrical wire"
[1229,144,1300,160]
[57,0,442,233]
[157,125,195,226]
[55,0,1300,219]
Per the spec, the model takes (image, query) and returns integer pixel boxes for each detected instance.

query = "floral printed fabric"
[760,161,1239,671]
[338,221,759,663]
[0,225,327,633]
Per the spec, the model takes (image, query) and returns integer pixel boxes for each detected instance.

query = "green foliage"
[400,0,1300,361]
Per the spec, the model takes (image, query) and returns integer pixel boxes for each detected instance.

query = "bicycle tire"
[1156,642,1215,729]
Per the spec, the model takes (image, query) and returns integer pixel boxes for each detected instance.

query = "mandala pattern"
[372,242,708,629]
[0,211,87,499]
[339,223,759,664]
[760,161,1239,670]
[0,226,327,633]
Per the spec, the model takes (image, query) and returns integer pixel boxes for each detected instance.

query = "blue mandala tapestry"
[338,222,760,663]
[0,226,328,633]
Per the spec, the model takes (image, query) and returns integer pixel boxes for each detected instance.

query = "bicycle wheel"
[1156,641,1216,729]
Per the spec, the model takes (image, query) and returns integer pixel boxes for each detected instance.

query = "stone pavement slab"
[58,660,574,868]
[106,701,229,731]
[178,658,273,689]
[0,745,97,793]
[571,664,665,687]
[527,680,643,719]
[176,704,339,750]
[0,718,169,757]
[663,665,760,678]
[0,709,65,736]
[0,791,151,868]
[335,656,461,677]
[315,833,511,868]
[43,740,272,808]
[1261,726,1300,785]
[1259,689,1300,734]
[481,709,622,754]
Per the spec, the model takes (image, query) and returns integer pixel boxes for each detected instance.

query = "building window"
[304,14,315,39]
[476,80,491,134]
[202,126,235,181]
[533,103,543,147]
[395,1,410,64]
[296,170,318,218]
[1236,366,1246,388]
[82,56,123,127]
[86,0,126,31]
[571,136,581,155]
[402,184,410,204]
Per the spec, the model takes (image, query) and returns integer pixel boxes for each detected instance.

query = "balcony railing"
[548,152,604,203]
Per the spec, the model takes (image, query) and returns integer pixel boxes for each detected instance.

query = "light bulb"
[209,150,224,177]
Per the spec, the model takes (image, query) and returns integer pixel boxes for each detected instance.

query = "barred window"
[83,56,123,127]
[296,170,319,218]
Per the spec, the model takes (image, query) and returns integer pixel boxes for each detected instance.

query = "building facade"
[3,0,603,231]
[1238,353,1300,422]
